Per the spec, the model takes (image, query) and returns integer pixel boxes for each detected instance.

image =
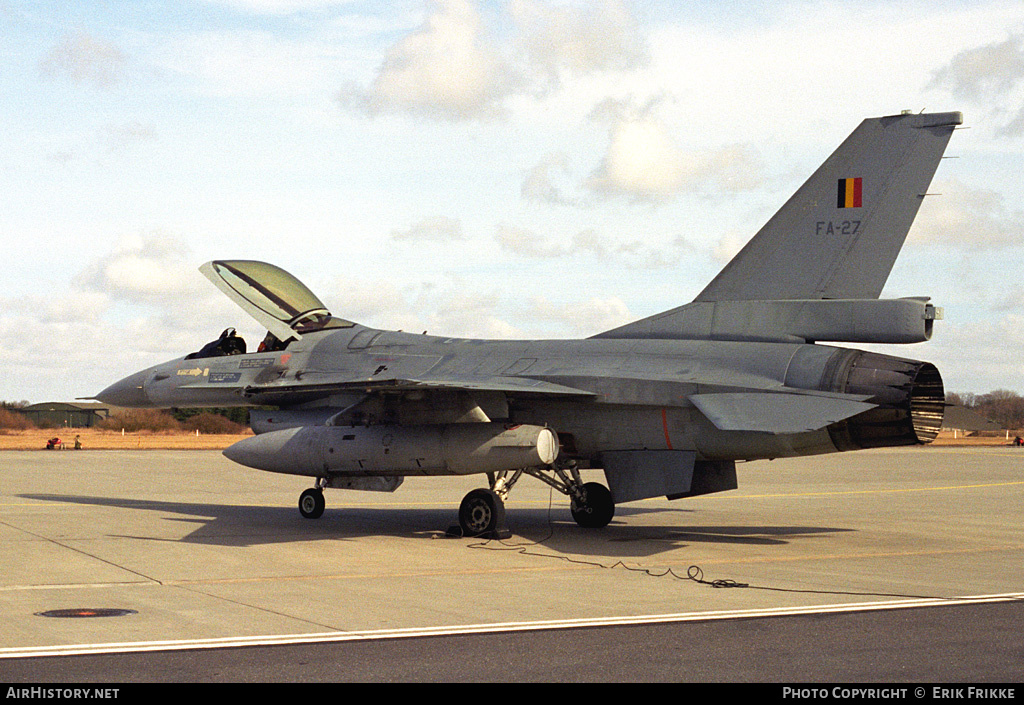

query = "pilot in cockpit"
[185,327,247,359]
[257,331,288,353]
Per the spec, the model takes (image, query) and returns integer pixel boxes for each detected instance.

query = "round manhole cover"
[36,608,137,618]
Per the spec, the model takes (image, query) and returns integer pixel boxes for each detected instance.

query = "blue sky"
[1,0,1023,402]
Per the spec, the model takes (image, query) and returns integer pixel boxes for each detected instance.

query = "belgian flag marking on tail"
[837,177,863,208]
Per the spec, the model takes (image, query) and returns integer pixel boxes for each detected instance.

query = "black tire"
[570,482,614,528]
[299,488,325,519]
[458,488,506,537]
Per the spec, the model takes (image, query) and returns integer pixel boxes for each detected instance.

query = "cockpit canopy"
[200,260,353,343]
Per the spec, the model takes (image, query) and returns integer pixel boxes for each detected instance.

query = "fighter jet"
[96,110,961,537]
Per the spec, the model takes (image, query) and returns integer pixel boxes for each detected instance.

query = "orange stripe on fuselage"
[662,408,673,450]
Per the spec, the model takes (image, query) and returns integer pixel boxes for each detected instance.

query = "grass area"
[0,427,253,450]
[931,431,1020,446]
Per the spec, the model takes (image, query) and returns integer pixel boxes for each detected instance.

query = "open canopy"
[200,260,352,342]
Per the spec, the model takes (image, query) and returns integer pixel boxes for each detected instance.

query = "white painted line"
[3,591,1023,660]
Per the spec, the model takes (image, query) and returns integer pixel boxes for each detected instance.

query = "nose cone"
[95,369,151,407]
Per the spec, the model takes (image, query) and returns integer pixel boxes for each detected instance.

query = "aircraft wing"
[690,392,876,434]
[241,374,597,403]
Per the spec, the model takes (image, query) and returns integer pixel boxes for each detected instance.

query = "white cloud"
[323,277,423,331]
[612,238,685,269]
[929,33,1024,101]
[993,286,1024,313]
[636,2,1024,153]
[920,314,1024,395]
[528,294,634,336]
[710,231,747,265]
[521,152,579,205]
[586,98,766,201]
[78,234,197,302]
[495,223,567,258]
[929,33,1024,137]
[695,144,768,192]
[6,291,110,327]
[509,0,646,84]
[426,291,525,340]
[1000,107,1024,136]
[100,121,158,153]
[153,29,341,98]
[909,178,1024,250]
[339,0,649,121]
[38,32,126,87]
[570,229,609,257]
[494,223,686,268]
[588,113,687,199]
[323,275,527,339]
[340,0,517,121]
[391,215,464,241]
[200,0,355,14]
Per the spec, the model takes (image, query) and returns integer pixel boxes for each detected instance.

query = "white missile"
[223,422,559,477]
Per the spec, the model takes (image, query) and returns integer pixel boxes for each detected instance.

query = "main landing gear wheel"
[570,482,615,529]
[299,487,325,519]
[458,488,507,538]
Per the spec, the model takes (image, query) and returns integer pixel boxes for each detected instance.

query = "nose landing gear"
[457,488,509,538]
[298,487,325,519]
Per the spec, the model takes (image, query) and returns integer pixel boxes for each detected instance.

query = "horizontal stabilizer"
[690,392,876,434]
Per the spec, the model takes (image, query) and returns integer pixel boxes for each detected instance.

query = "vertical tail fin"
[695,111,962,302]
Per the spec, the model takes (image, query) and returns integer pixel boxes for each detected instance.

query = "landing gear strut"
[455,462,615,536]
[527,461,615,529]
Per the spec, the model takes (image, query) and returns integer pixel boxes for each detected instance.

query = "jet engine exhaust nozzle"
[824,351,945,450]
